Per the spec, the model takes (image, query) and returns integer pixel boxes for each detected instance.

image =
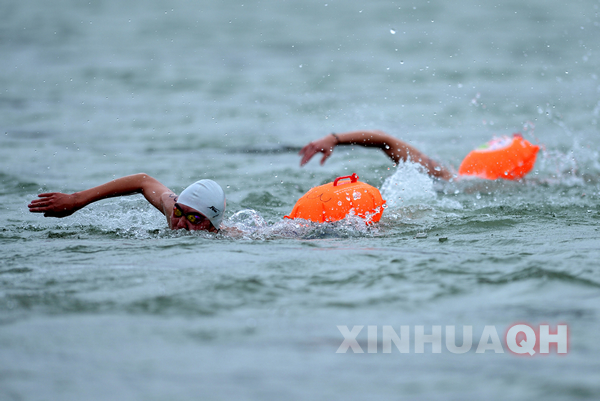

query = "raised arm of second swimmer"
[299,130,452,180]
[28,173,176,218]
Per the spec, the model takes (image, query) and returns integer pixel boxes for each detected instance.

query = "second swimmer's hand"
[299,135,337,166]
[28,192,81,218]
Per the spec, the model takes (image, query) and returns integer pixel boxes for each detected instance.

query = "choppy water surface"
[1,1,600,400]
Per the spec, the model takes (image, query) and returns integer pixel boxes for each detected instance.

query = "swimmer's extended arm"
[299,130,452,180]
[28,173,175,218]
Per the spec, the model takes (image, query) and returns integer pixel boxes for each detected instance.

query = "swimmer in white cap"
[28,173,226,232]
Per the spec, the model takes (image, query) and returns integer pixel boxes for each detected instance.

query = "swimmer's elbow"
[371,130,398,147]
[134,173,159,183]
[125,173,161,192]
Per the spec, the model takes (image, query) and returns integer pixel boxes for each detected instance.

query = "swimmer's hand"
[299,134,338,166]
[28,192,80,218]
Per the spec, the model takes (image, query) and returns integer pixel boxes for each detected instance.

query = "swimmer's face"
[171,203,218,232]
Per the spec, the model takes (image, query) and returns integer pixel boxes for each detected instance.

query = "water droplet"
[390,29,396,34]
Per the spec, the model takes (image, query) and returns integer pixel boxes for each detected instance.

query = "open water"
[1,0,600,400]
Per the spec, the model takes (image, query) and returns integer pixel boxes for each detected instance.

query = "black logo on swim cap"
[208,206,219,215]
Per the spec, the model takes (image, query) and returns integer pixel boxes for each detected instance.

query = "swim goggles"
[173,203,208,225]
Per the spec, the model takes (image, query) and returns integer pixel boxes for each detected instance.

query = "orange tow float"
[285,173,385,224]
[458,134,540,180]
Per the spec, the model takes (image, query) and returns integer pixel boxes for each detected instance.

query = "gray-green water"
[1,0,600,399]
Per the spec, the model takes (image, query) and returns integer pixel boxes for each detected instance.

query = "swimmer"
[299,130,453,180]
[28,173,226,232]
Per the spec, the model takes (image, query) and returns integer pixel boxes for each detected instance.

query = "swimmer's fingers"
[320,149,332,165]
[28,201,55,214]
[311,141,333,165]
[298,143,310,157]
[29,205,73,217]
[28,203,48,213]
[28,193,77,218]
[299,140,334,166]
[299,143,319,166]
[28,193,56,206]
[29,193,59,207]
[28,194,54,211]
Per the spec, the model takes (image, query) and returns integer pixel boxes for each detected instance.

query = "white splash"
[380,162,437,209]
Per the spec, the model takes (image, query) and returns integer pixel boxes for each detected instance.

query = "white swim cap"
[177,179,226,229]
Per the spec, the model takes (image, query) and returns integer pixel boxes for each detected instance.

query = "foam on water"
[380,161,463,211]
[380,162,437,207]
[225,209,377,239]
